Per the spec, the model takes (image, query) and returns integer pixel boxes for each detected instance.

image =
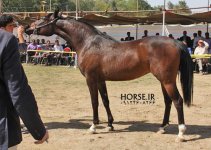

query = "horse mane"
[65,18,118,42]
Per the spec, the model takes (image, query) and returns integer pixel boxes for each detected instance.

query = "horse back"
[79,36,181,81]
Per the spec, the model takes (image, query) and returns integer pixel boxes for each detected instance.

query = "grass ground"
[18,64,211,150]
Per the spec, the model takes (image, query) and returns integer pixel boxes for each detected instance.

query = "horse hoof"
[88,128,96,134]
[175,136,186,142]
[106,126,114,132]
[157,127,165,134]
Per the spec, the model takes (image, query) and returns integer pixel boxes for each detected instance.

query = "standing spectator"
[191,33,197,53]
[124,32,134,41]
[179,31,192,48]
[0,14,49,150]
[155,33,160,36]
[168,34,174,39]
[204,32,211,53]
[142,30,148,38]
[194,40,209,74]
[193,30,204,49]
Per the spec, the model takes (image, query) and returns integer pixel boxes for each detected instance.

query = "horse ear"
[54,7,60,18]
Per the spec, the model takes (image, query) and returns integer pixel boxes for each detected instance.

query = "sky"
[147,0,210,12]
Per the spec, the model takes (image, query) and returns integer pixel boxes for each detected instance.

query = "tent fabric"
[79,11,211,25]
[3,11,211,26]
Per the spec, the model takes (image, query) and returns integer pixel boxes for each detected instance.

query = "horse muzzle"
[24,25,38,35]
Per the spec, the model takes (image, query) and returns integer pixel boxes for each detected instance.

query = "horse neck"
[55,20,99,52]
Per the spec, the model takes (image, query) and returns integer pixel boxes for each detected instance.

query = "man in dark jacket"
[0,14,49,150]
[179,30,192,48]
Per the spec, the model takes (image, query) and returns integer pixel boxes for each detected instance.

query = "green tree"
[177,0,191,14]
[167,1,174,9]
[93,0,108,11]
[168,0,191,14]
[115,0,128,11]
[79,0,95,11]
[111,0,118,11]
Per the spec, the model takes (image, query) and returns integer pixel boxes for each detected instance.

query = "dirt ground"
[17,65,211,150]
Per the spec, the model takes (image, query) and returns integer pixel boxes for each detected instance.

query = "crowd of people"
[26,38,75,66]
[122,29,211,75]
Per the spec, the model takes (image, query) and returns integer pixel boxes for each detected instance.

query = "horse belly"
[102,63,150,81]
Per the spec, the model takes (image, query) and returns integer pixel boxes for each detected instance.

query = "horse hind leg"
[98,81,114,131]
[162,83,186,142]
[157,84,172,134]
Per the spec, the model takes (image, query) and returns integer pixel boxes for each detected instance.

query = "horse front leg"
[86,77,99,134]
[98,81,114,131]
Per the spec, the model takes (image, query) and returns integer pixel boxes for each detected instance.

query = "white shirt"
[194,41,209,55]
[54,45,63,51]
[193,36,205,48]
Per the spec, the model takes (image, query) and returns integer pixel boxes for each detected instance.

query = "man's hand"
[17,26,25,43]
[34,131,49,144]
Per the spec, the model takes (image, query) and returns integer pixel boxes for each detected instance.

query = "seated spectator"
[63,43,74,66]
[41,38,46,48]
[64,46,71,52]
[27,39,39,64]
[125,32,134,41]
[27,39,37,50]
[54,40,63,51]
[36,39,42,50]
[53,40,63,65]
[42,40,53,50]
[194,40,209,74]
[41,40,53,66]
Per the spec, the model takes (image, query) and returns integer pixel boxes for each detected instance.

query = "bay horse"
[26,9,193,142]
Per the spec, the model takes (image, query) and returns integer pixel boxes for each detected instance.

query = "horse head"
[25,8,63,36]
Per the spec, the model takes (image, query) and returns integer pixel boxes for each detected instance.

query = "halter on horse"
[26,9,193,142]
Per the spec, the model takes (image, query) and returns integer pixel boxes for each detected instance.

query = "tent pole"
[136,24,138,40]
[76,0,78,20]
[0,0,2,13]
[162,0,166,36]
[207,0,209,32]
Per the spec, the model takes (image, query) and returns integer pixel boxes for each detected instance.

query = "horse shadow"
[40,119,210,142]
[113,121,211,141]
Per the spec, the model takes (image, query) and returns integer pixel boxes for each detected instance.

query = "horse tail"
[176,41,193,107]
